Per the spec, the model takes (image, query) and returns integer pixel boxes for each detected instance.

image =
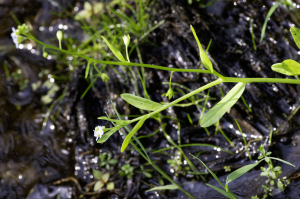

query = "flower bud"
[123,34,130,47]
[56,30,63,41]
[43,52,48,58]
[100,73,109,82]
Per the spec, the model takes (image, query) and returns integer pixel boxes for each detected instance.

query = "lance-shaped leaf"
[146,185,177,192]
[121,93,163,111]
[260,2,281,42]
[97,125,123,143]
[290,27,300,50]
[201,83,246,127]
[85,59,93,78]
[271,59,300,76]
[190,25,213,73]
[98,116,132,125]
[226,159,264,185]
[121,115,147,152]
[102,36,127,62]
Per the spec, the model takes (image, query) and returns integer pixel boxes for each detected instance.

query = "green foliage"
[201,83,246,127]
[271,60,300,76]
[121,93,163,111]
[99,152,118,170]
[260,2,282,42]
[119,164,134,179]
[121,115,147,152]
[146,184,178,192]
[291,27,300,49]
[102,36,127,62]
[92,170,114,191]
[190,25,214,73]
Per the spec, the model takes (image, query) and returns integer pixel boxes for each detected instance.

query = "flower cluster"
[11,24,30,49]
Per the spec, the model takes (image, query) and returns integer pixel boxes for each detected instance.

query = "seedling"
[119,164,134,179]
[99,152,118,170]
[93,170,114,191]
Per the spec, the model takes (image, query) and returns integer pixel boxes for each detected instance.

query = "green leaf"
[260,2,282,42]
[269,157,295,167]
[290,27,300,50]
[108,159,118,165]
[121,115,147,152]
[206,184,237,199]
[102,36,127,62]
[190,25,213,73]
[93,169,102,180]
[102,173,110,183]
[98,116,131,125]
[97,125,123,143]
[143,172,152,178]
[226,159,264,185]
[190,154,225,189]
[201,83,246,127]
[121,93,163,111]
[94,181,104,191]
[106,182,115,190]
[85,59,93,78]
[271,60,300,76]
[146,184,178,192]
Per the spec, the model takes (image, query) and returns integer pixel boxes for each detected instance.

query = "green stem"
[130,79,223,123]
[223,76,300,84]
[27,34,210,74]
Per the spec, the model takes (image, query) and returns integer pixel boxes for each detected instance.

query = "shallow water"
[1,0,300,198]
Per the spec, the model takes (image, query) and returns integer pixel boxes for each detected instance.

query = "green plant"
[12,13,300,198]
[190,151,294,199]
[256,146,290,198]
[119,164,134,179]
[93,170,114,191]
[99,152,118,170]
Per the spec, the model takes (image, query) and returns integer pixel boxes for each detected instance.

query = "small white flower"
[11,27,19,49]
[94,126,105,141]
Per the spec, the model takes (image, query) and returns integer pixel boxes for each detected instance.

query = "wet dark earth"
[1,0,300,198]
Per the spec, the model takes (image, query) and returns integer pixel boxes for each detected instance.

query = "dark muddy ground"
[1,0,300,198]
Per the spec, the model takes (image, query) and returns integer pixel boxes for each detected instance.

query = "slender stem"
[130,79,223,123]
[27,35,210,74]
[223,76,300,84]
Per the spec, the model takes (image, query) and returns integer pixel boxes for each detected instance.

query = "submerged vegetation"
[3,0,300,198]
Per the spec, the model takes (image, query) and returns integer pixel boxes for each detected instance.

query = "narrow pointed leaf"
[97,125,123,143]
[272,59,300,76]
[190,154,225,189]
[260,2,281,42]
[269,157,295,167]
[290,27,300,50]
[226,159,264,185]
[85,59,93,78]
[201,83,246,127]
[146,184,177,192]
[121,115,147,152]
[102,36,127,62]
[190,25,213,73]
[98,116,132,125]
[206,184,237,199]
[121,93,163,111]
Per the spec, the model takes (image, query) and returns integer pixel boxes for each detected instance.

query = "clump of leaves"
[93,170,114,191]
[99,152,118,170]
[256,146,290,198]
[119,164,134,179]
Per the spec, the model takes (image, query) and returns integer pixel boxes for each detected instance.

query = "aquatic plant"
[11,11,300,199]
